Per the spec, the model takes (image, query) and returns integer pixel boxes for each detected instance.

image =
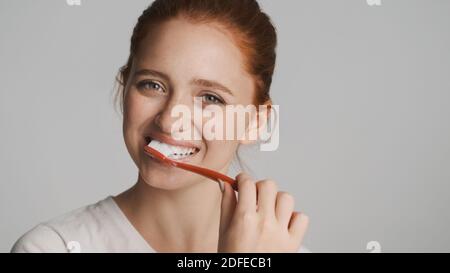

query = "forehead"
[134,18,255,100]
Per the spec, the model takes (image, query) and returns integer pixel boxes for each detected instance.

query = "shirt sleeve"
[298,245,312,253]
[10,224,68,253]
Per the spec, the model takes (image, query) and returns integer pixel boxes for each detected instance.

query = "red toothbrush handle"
[172,161,237,190]
[144,145,238,191]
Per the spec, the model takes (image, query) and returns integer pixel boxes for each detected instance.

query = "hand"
[218,173,309,252]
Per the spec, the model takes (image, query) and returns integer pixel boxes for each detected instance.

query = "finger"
[256,180,278,216]
[288,212,309,243]
[235,172,257,212]
[220,180,237,233]
[275,191,295,227]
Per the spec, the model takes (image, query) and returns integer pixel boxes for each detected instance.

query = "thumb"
[219,180,237,234]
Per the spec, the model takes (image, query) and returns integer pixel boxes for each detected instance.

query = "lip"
[144,131,201,151]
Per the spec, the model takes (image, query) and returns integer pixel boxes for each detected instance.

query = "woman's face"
[123,18,256,190]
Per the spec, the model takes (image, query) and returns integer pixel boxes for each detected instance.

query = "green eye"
[136,80,165,93]
[202,93,225,105]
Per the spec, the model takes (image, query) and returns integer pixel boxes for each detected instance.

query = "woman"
[12,0,309,253]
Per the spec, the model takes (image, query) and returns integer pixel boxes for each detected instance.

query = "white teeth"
[147,140,196,160]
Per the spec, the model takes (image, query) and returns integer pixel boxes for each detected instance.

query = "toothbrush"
[144,144,238,191]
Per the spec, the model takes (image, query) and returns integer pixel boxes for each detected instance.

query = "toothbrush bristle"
[144,145,166,160]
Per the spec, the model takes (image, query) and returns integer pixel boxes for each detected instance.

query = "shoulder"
[11,224,67,253]
[11,196,116,253]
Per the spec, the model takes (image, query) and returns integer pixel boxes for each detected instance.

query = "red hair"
[116,0,277,110]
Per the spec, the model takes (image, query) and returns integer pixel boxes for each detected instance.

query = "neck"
[114,173,223,252]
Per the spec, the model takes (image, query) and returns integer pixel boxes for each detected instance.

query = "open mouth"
[144,137,200,160]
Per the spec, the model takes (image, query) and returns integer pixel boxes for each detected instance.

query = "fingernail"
[218,180,225,192]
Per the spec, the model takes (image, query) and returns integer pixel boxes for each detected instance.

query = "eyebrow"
[134,69,171,82]
[190,78,234,96]
[134,68,234,96]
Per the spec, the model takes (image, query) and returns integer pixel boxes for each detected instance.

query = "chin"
[138,164,201,191]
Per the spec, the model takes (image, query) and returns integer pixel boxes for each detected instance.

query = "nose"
[154,95,192,137]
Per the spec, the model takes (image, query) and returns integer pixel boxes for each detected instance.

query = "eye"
[201,93,225,105]
[136,80,165,93]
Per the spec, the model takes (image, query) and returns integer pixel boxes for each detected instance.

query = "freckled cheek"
[123,100,156,152]
[125,96,160,126]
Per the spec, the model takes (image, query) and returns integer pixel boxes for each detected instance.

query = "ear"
[239,100,272,145]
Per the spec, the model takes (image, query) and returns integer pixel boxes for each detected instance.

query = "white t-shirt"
[11,196,310,253]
